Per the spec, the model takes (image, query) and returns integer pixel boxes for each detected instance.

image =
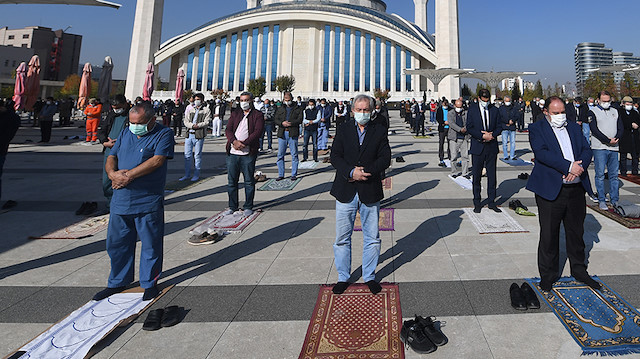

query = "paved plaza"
[1,112,640,359]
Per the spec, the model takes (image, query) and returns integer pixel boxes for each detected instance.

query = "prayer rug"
[354,208,394,231]
[258,178,302,191]
[448,174,473,191]
[413,135,432,139]
[499,158,533,166]
[29,214,109,239]
[620,174,640,186]
[10,286,172,359]
[165,176,211,191]
[299,283,404,359]
[318,149,330,156]
[463,207,528,234]
[382,177,393,190]
[292,161,318,170]
[588,205,640,229]
[190,210,261,235]
[525,277,640,356]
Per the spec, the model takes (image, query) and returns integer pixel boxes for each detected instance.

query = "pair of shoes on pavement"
[142,305,182,331]
[187,232,220,246]
[76,202,97,216]
[517,173,529,180]
[395,156,405,163]
[400,315,448,354]
[438,161,446,167]
[510,282,540,310]
[332,280,382,295]
[509,200,535,216]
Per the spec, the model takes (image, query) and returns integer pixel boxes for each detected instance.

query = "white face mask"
[504,102,511,106]
[240,101,251,111]
[455,107,463,113]
[284,101,292,106]
[354,112,371,125]
[216,99,221,104]
[588,103,595,107]
[549,114,567,128]
[625,105,633,111]
[480,100,488,108]
[113,108,124,115]
[194,100,202,107]
[600,102,611,110]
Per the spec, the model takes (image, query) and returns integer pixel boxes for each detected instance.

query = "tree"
[59,74,81,98]
[475,83,485,98]
[0,85,14,99]
[247,77,266,98]
[373,88,391,101]
[461,83,472,99]
[210,89,230,101]
[511,82,522,101]
[523,87,534,102]
[533,80,544,99]
[274,75,295,98]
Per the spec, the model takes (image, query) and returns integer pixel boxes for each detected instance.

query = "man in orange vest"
[84,98,102,143]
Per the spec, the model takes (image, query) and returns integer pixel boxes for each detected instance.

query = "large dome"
[253,0,386,12]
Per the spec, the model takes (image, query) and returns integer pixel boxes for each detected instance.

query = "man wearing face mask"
[38,97,57,143]
[618,96,639,176]
[566,97,589,145]
[259,99,276,153]
[98,95,130,210]
[499,96,518,160]
[302,99,321,162]
[413,100,427,136]
[84,98,103,143]
[94,102,174,302]
[318,98,333,151]
[181,93,212,182]
[335,101,348,127]
[467,89,502,213]
[589,91,623,209]
[526,96,599,292]
[330,94,391,295]
[212,98,224,137]
[275,92,304,180]
[448,99,470,178]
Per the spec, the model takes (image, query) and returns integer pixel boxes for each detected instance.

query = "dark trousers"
[40,120,52,142]
[226,154,257,211]
[172,119,182,137]
[438,131,450,161]
[0,154,5,202]
[535,185,588,285]
[103,153,113,209]
[414,117,425,136]
[60,115,70,126]
[517,116,525,131]
[303,128,318,161]
[620,151,639,175]
[471,151,497,207]
[260,122,274,150]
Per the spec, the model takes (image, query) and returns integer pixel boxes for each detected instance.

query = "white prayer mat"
[444,159,452,168]
[290,161,318,170]
[190,210,261,235]
[14,287,171,359]
[463,208,529,234]
[29,214,109,239]
[448,174,473,191]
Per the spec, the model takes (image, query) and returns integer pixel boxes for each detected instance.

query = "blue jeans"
[430,111,436,123]
[334,193,381,282]
[260,122,274,150]
[318,123,329,150]
[501,130,516,159]
[184,134,204,177]
[226,154,257,211]
[107,209,164,289]
[593,149,620,204]
[277,131,299,178]
[582,123,591,146]
[303,128,318,161]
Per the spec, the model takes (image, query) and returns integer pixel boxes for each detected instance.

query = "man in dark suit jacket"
[565,97,588,125]
[330,94,391,295]
[467,89,502,213]
[526,96,600,292]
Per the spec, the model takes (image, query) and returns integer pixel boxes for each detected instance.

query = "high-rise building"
[574,42,612,95]
[613,52,640,83]
[0,26,82,81]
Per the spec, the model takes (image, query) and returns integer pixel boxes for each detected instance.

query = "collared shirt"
[190,107,200,133]
[356,122,367,146]
[480,105,489,130]
[551,123,581,184]
[230,112,250,156]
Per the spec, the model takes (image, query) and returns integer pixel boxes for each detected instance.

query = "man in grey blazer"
[447,99,471,178]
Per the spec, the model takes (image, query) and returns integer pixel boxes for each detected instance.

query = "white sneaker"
[243,209,254,217]
[222,209,234,216]
[599,202,609,210]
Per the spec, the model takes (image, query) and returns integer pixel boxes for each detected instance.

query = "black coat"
[0,108,20,156]
[436,106,451,132]
[499,104,518,131]
[98,108,129,144]
[619,108,640,153]
[565,104,588,124]
[330,120,391,205]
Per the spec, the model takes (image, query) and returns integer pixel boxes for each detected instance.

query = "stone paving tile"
[0,323,52,358]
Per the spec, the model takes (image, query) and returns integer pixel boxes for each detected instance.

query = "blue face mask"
[354,112,371,125]
[129,122,150,136]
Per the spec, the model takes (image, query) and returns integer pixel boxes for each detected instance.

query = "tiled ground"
[1,112,639,358]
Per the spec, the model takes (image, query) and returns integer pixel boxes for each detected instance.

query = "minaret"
[125,0,164,101]
[413,0,428,33]
[435,0,460,98]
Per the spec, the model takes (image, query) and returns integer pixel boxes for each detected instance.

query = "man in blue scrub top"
[93,102,175,301]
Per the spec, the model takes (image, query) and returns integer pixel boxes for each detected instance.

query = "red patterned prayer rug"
[382,177,392,190]
[299,283,404,359]
[354,208,395,231]
[620,174,640,186]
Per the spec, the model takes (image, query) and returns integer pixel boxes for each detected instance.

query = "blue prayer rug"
[499,158,533,166]
[525,277,640,356]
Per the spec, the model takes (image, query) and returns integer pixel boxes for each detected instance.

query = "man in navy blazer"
[467,89,503,213]
[526,96,600,292]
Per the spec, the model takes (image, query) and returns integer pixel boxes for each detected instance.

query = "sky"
[1,0,639,87]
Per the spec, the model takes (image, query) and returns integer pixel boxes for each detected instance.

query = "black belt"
[562,183,582,188]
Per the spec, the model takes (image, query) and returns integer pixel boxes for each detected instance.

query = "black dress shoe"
[82,202,98,216]
[488,205,502,213]
[514,200,528,211]
[464,174,472,179]
[275,177,285,181]
[93,286,126,301]
[416,316,448,346]
[143,286,160,301]
[400,319,437,354]
[142,308,164,331]
[539,280,553,292]
[574,273,602,291]
[509,200,517,211]
[332,281,350,294]
[365,280,382,294]
[520,282,540,309]
[509,283,527,310]
[473,206,482,213]
[76,202,89,215]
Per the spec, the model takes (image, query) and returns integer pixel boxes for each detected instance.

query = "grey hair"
[353,94,375,111]
[240,91,254,100]
[129,102,155,121]
[503,95,511,101]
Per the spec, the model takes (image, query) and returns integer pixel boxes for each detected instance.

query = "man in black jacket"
[98,95,130,209]
[499,96,519,160]
[0,99,20,209]
[330,94,391,295]
[275,92,304,180]
[436,99,452,166]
